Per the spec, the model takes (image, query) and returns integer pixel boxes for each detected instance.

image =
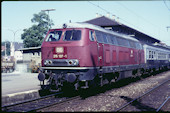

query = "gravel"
[39,70,170,112]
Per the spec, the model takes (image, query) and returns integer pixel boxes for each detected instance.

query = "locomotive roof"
[52,22,139,42]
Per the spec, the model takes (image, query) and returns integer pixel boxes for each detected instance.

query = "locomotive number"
[53,54,67,58]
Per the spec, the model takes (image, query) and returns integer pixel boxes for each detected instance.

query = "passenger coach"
[143,44,170,72]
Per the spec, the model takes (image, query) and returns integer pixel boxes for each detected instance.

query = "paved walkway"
[2,71,40,96]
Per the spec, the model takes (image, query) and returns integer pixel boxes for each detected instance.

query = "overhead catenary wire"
[163,0,170,11]
[88,1,141,29]
[116,2,160,29]
[115,2,162,40]
[87,1,157,37]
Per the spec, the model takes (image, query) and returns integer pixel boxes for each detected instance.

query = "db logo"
[56,47,64,53]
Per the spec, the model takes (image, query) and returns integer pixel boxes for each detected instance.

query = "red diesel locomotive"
[38,22,169,92]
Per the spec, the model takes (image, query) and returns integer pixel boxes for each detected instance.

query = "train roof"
[52,22,139,42]
[143,43,170,52]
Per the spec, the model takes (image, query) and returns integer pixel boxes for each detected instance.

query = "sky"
[2,1,170,46]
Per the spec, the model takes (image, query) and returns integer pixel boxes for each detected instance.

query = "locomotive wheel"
[89,75,101,88]
[61,82,76,97]
[38,88,50,97]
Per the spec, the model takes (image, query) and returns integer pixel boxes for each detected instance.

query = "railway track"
[1,91,80,112]
[114,79,170,112]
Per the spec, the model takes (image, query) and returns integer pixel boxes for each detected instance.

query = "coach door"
[95,31,104,67]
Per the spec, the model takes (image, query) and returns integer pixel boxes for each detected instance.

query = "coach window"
[152,51,154,58]
[149,51,152,59]
[153,51,156,59]
[89,30,95,41]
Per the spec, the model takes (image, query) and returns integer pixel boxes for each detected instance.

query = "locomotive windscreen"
[63,30,81,41]
[46,30,62,42]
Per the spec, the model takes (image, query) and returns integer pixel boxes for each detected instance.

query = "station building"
[84,16,161,45]
[19,16,169,72]
[19,46,41,72]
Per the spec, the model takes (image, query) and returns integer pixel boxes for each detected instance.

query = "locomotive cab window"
[89,30,95,41]
[64,30,81,41]
[46,31,62,42]
[95,31,104,43]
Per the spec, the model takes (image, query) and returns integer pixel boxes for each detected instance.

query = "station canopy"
[84,16,160,44]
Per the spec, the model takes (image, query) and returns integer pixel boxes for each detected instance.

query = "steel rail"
[1,91,63,112]
[29,95,81,112]
[156,96,170,112]
[114,79,170,112]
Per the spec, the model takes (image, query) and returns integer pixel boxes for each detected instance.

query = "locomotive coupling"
[38,72,46,81]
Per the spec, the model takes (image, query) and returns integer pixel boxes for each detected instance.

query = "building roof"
[85,16,120,26]
[52,22,139,42]
[18,46,41,51]
[84,16,160,44]
[13,42,24,51]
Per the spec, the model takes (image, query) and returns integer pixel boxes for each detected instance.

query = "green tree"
[21,11,54,48]
[1,41,11,56]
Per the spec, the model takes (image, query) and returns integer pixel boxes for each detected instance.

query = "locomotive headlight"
[44,60,53,65]
[48,60,52,65]
[68,60,73,65]
[73,60,79,66]
[68,60,79,66]
[44,60,49,65]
